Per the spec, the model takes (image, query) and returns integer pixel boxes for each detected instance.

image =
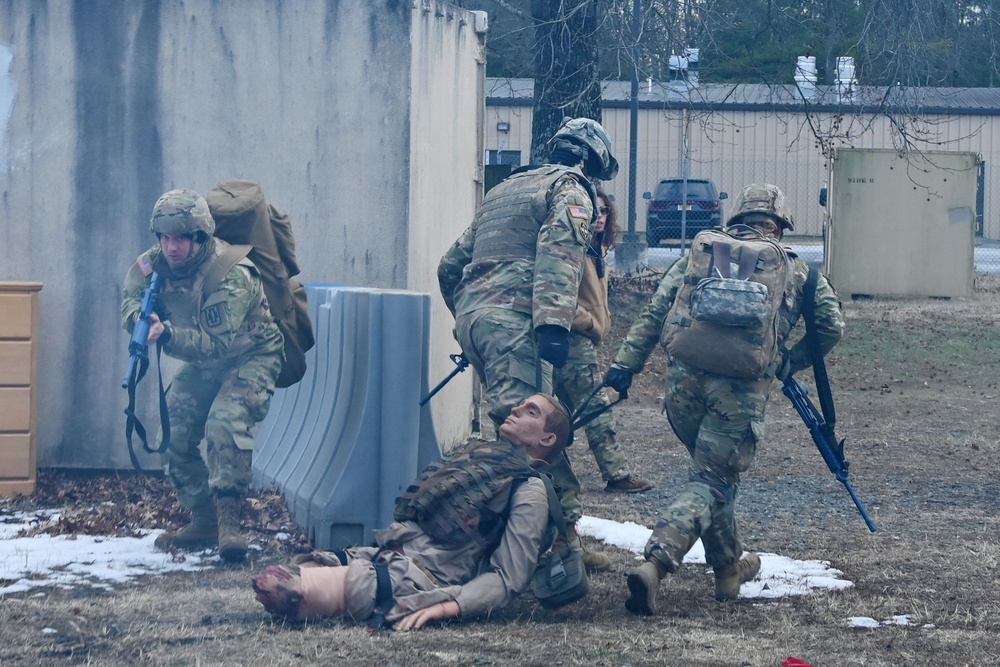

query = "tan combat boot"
[713,552,761,601]
[216,494,248,563]
[154,502,218,552]
[564,525,611,573]
[625,558,669,616]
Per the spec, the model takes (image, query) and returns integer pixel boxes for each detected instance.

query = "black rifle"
[419,353,470,406]
[781,373,878,532]
[122,272,170,469]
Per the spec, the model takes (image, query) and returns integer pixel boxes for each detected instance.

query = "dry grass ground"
[2,275,1000,666]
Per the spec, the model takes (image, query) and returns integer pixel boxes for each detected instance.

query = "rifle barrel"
[783,375,878,533]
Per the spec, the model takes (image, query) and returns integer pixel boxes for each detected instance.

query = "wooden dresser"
[0,282,42,496]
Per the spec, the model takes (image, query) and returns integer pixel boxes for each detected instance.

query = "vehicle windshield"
[655,181,714,200]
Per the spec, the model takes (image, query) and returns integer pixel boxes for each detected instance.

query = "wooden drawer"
[0,293,33,339]
[0,341,32,385]
[0,434,31,478]
[0,387,31,431]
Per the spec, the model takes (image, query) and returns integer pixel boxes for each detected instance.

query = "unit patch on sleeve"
[204,304,223,329]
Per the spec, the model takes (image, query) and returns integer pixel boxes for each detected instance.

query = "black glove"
[603,365,633,398]
[535,325,570,368]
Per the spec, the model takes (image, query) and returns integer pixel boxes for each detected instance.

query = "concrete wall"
[0,0,482,469]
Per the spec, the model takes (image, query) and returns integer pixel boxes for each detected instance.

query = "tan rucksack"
[660,228,793,379]
[205,180,315,388]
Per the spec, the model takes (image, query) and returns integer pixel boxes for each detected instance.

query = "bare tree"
[529,1,604,162]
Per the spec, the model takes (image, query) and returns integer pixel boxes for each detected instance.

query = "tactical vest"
[393,438,538,550]
[471,165,597,263]
[660,228,798,379]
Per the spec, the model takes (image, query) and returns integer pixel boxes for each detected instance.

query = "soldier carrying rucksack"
[121,188,290,562]
[603,183,846,615]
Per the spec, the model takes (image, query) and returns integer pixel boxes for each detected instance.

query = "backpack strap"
[539,474,570,551]
[201,244,252,298]
[711,242,732,278]
[737,247,762,280]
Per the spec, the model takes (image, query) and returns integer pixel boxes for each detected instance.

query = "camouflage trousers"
[456,307,583,524]
[644,359,772,570]
[553,334,630,483]
[161,352,282,510]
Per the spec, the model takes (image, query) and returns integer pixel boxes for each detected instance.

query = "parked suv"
[644,178,727,246]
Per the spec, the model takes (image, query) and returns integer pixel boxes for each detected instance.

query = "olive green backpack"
[205,180,315,388]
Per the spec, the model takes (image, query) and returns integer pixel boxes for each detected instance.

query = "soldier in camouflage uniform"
[121,189,283,562]
[437,117,619,570]
[554,188,652,493]
[604,184,845,614]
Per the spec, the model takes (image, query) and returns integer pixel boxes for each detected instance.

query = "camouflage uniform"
[438,164,596,524]
[614,230,844,571]
[122,202,283,512]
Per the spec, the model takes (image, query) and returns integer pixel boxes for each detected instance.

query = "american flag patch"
[568,206,590,220]
[137,253,154,276]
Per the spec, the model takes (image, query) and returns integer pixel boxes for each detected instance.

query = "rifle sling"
[802,267,837,429]
[124,343,172,470]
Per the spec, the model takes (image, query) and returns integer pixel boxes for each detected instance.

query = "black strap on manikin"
[367,549,396,634]
[123,343,171,470]
[802,267,837,429]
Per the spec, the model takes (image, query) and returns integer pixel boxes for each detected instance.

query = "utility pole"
[614,0,646,274]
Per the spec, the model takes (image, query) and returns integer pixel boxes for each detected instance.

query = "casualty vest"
[393,438,538,551]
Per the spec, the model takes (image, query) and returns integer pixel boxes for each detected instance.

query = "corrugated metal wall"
[486,97,1000,240]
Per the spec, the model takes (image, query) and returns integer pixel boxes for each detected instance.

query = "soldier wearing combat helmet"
[121,189,283,562]
[437,117,618,571]
[604,183,845,614]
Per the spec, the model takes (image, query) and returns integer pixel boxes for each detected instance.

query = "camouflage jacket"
[121,243,283,366]
[437,165,596,331]
[614,246,844,375]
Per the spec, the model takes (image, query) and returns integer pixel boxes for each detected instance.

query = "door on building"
[484,150,521,194]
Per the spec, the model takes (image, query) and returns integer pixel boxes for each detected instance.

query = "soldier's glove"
[603,364,633,399]
[535,325,571,368]
[776,348,791,381]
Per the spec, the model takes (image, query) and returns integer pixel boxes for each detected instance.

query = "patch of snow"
[577,515,854,599]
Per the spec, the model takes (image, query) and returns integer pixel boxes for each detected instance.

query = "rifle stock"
[121,272,163,388]
[781,374,878,532]
[419,353,470,406]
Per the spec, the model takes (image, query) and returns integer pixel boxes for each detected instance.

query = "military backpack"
[205,180,315,388]
[660,227,794,379]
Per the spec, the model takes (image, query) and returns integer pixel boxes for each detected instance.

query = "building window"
[486,150,521,167]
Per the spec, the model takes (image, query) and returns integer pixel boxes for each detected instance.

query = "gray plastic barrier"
[252,285,442,549]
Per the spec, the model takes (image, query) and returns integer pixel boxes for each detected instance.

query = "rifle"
[121,272,164,389]
[781,373,878,532]
[419,353,470,406]
[122,272,170,469]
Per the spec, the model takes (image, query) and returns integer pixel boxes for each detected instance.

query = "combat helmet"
[726,183,794,231]
[150,189,216,240]
[548,117,620,181]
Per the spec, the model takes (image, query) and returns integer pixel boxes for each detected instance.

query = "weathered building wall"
[0,0,483,468]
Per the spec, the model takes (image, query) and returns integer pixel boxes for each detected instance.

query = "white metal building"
[485,76,1000,240]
